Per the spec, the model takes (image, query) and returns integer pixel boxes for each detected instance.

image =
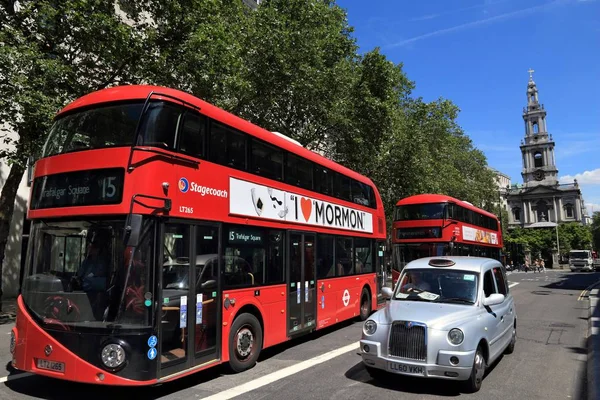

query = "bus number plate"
[36,358,65,373]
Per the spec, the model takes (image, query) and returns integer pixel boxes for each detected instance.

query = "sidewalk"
[587,285,600,400]
[0,297,17,325]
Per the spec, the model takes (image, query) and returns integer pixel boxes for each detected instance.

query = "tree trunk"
[0,163,26,313]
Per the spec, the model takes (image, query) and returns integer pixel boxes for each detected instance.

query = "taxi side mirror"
[482,293,505,306]
[382,287,393,299]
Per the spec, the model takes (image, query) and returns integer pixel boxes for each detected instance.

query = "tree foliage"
[591,212,600,252]
[505,223,592,258]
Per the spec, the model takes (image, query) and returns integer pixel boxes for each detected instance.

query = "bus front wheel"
[228,313,263,373]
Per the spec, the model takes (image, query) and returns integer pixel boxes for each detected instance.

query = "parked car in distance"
[360,257,516,393]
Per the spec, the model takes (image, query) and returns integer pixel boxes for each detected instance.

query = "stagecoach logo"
[177,177,228,198]
[178,177,190,193]
[44,345,53,356]
[405,321,414,329]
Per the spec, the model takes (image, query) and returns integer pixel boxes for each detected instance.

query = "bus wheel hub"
[237,328,253,358]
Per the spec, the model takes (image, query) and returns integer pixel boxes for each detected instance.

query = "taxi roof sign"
[428,258,456,268]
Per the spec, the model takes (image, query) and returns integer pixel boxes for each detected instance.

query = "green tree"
[0,0,148,308]
[140,0,250,110]
[236,0,358,148]
[591,212,600,252]
[506,222,592,262]
[558,222,592,255]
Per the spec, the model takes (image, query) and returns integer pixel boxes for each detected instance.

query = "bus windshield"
[395,203,446,220]
[21,218,154,329]
[42,100,184,157]
[393,243,450,271]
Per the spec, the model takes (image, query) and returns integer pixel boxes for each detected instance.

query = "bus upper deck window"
[139,102,181,148]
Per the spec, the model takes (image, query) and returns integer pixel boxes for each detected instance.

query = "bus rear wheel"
[228,313,263,373]
[359,288,371,321]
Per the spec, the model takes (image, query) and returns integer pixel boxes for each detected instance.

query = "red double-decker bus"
[11,85,387,385]
[391,194,502,283]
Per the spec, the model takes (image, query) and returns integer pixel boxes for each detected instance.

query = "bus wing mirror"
[124,214,143,247]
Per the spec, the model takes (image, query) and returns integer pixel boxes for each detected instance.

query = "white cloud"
[560,168,600,185]
[387,0,565,48]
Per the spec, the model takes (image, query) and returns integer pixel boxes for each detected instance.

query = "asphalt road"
[0,269,597,400]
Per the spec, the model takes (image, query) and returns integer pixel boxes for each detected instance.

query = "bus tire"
[228,313,263,373]
[359,288,371,321]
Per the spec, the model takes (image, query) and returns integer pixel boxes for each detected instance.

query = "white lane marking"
[0,372,32,383]
[509,282,519,288]
[202,341,359,400]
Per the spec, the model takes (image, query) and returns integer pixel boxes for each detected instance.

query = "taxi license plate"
[36,358,65,373]
[388,361,424,375]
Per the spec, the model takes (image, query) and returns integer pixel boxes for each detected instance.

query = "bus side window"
[179,111,207,158]
[317,235,335,279]
[209,122,247,170]
[335,237,353,276]
[140,102,181,148]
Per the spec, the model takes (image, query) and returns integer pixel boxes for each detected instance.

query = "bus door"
[287,232,316,335]
[158,222,221,379]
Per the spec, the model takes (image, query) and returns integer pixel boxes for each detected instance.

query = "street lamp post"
[555,223,560,265]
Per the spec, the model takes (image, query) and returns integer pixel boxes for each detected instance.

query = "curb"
[587,284,600,400]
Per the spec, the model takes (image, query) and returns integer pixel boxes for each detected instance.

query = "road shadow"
[4,318,359,399]
[541,272,600,291]
[344,355,503,397]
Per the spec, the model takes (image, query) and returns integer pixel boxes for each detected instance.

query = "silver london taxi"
[360,257,516,393]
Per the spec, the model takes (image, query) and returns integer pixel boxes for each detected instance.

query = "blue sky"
[336,0,600,215]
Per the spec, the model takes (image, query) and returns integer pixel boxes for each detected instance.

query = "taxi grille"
[388,321,426,361]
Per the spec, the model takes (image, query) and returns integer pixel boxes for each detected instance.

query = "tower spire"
[520,72,558,187]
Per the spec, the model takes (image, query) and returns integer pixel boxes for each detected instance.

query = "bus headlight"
[101,343,126,369]
[364,320,377,335]
[448,328,464,345]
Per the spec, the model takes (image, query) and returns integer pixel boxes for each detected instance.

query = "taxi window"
[493,267,508,295]
[483,270,496,297]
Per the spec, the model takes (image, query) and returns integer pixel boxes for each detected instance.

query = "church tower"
[506,69,587,235]
[520,69,559,187]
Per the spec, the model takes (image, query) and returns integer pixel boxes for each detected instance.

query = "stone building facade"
[505,71,586,229]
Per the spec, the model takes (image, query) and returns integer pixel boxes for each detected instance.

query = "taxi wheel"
[359,288,371,321]
[505,325,516,354]
[463,346,486,393]
[228,313,263,373]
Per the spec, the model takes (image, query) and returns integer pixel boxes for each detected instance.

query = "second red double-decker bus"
[391,194,503,283]
[11,85,387,385]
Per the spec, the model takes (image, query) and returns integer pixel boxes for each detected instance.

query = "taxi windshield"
[394,269,478,304]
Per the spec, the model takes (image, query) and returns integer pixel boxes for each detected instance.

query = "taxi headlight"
[101,343,126,369]
[364,320,377,335]
[448,328,464,345]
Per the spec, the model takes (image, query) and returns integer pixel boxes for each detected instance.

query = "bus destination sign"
[396,227,441,239]
[31,168,125,209]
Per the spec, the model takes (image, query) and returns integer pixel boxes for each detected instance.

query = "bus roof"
[56,85,377,189]
[395,193,498,220]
